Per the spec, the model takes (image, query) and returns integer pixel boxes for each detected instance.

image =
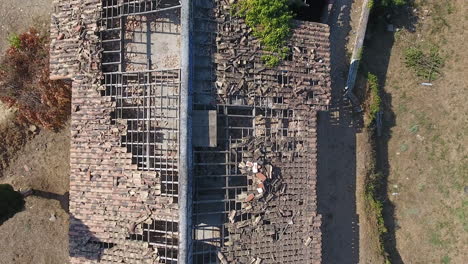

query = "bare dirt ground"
[0,125,70,264]
[360,0,467,263]
[318,0,366,263]
[0,0,52,53]
[0,0,70,263]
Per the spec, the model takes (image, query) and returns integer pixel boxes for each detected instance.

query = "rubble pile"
[207,1,331,263]
[213,1,331,110]
[216,110,322,264]
[50,0,102,80]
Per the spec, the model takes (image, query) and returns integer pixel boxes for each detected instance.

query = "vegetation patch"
[232,0,293,66]
[380,0,407,7]
[404,46,444,82]
[364,167,391,264]
[360,72,389,264]
[7,33,21,50]
[0,28,71,131]
[366,73,381,126]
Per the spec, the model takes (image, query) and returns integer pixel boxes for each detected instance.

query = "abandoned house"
[49,0,331,263]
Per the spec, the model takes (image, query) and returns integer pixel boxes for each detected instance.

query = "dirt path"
[317,0,364,263]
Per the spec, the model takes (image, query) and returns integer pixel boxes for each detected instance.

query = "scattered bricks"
[217,251,228,264]
[264,164,272,178]
[252,162,258,173]
[256,173,266,182]
[74,25,83,32]
[242,203,252,211]
[237,192,248,201]
[57,33,65,40]
[229,210,236,223]
[257,182,264,190]
[252,215,262,226]
[245,193,255,202]
[280,183,287,194]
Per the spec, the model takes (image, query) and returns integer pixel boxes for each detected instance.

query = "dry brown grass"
[378,0,467,262]
[0,29,71,131]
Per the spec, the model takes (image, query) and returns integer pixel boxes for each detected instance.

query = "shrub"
[0,29,71,130]
[364,170,390,263]
[380,0,406,7]
[233,0,293,66]
[367,73,381,125]
[404,46,444,81]
[0,184,25,224]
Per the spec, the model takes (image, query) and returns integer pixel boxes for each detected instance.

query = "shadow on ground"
[32,190,114,261]
[317,1,359,263]
[0,189,107,261]
[33,190,69,212]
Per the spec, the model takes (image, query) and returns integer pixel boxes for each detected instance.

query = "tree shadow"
[358,3,419,263]
[317,1,360,263]
[29,189,114,260]
[69,215,116,261]
[0,184,25,225]
[32,190,69,213]
[0,187,110,260]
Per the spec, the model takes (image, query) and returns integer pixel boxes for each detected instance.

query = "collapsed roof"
[50,0,331,263]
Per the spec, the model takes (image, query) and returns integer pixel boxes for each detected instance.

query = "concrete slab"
[193,110,217,147]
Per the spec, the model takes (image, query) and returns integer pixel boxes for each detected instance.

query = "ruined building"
[50,0,331,263]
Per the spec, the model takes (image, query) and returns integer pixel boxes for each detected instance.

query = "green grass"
[233,0,293,66]
[399,143,408,152]
[381,0,406,7]
[409,124,419,134]
[429,230,444,247]
[357,47,364,60]
[7,33,21,49]
[454,200,468,231]
[404,46,444,82]
[441,255,451,264]
[366,73,381,126]
[367,0,374,10]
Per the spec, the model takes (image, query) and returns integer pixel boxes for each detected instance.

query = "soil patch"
[0,0,52,53]
[0,123,70,264]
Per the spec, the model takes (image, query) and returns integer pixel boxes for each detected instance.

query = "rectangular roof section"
[50,0,331,263]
